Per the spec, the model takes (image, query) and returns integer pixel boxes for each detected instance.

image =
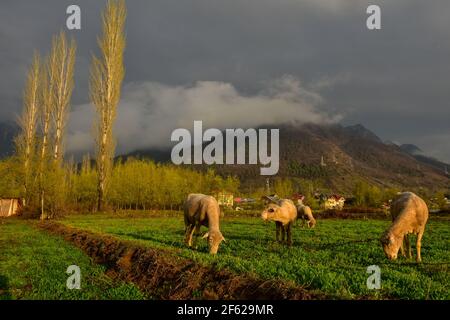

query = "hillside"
[399,143,449,174]
[123,123,449,192]
[274,123,449,192]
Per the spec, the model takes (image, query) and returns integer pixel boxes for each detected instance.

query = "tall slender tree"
[38,55,53,220]
[16,52,41,204]
[90,0,126,211]
[39,31,76,219]
[52,31,76,163]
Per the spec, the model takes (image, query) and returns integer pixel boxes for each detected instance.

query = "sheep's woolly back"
[297,205,314,220]
[387,192,429,237]
[184,193,221,230]
[262,198,297,225]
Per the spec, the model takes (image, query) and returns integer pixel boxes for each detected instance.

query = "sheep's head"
[202,230,225,255]
[380,232,402,260]
[261,203,282,222]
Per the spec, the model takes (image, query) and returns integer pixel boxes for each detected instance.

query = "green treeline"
[0,156,239,214]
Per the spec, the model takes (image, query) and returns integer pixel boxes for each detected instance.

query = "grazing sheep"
[184,193,225,255]
[261,199,297,246]
[380,192,429,262]
[297,204,316,228]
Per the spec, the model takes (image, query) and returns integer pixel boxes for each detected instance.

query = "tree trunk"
[97,183,104,212]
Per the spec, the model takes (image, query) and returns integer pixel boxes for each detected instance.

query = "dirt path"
[39,221,327,300]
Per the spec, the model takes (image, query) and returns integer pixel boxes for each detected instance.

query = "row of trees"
[15,32,76,219]
[0,156,239,213]
[71,157,239,211]
[14,0,126,218]
[352,181,398,208]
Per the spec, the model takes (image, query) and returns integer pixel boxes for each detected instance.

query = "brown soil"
[38,222,326,300]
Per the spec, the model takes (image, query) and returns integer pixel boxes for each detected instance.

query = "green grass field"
[1,213,448,300]
[60,213,450,300]
[0,219,144,300]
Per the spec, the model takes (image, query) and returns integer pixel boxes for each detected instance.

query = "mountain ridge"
[119,122,449,192]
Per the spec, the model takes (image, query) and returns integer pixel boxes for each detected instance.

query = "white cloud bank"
[66,75,342,156]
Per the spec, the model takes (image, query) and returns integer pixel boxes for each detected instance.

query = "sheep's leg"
[399,236,406,257]
[404,234,412,259]
[275,222,282,242]
[416,231,424,263]
[184,224,191,245]
[275,222,280,242]
[184,224,195,247]
[192,223,202,249]
[189,226,196,247]
[281,225,286,243]
[286,223,292,247]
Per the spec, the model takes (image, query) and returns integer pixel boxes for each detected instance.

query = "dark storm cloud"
[0,0,449,161]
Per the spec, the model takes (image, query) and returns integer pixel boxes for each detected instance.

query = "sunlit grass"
[61,213,450,299]
[0,219,145,300]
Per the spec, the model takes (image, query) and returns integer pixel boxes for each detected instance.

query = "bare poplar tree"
[40,55,55,165]
[38,31,76,219]
[16,52,41,203]
[38,54,55,220]
[52,31,76,163]
[90,0,126,211]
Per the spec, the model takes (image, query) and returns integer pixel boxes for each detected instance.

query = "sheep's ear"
[202,232,209,239]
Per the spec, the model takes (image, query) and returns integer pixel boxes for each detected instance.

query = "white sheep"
[380,192,429,262]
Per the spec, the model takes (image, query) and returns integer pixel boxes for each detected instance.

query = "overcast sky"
[1,0,449,162]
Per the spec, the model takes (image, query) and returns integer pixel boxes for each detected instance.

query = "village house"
[321,194,346,210]
[0,198,23,217]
